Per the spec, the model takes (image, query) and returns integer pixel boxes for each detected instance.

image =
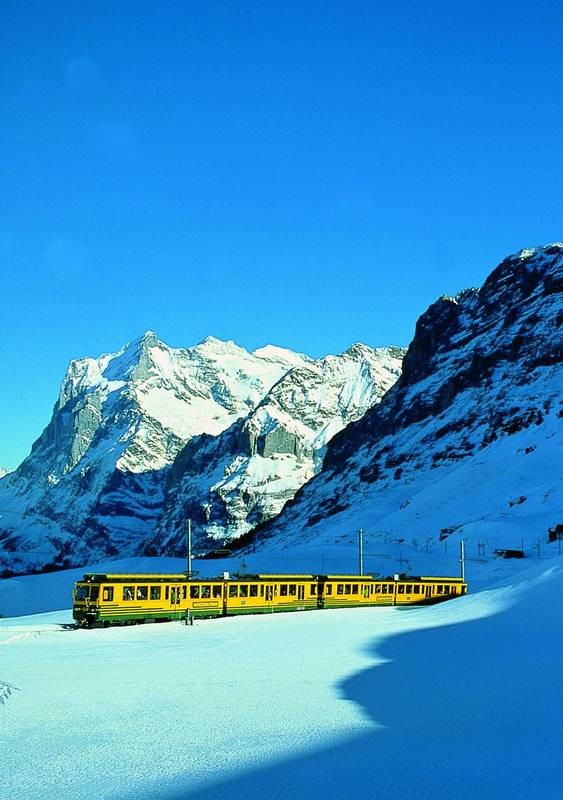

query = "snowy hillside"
[250,244,563,561]
[0,333,403,574]
[146,344,403,553]
[1,560,561,799]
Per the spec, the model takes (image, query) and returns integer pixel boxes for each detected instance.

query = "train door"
[170,586,182,607]
[265,584,274,609]
[297,585,305,602]
[425,585,432,601]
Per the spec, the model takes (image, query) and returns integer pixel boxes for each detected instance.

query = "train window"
[213,585,222,598]
[229,585,238,598]
[437,585,443,594]
[406,585,412,593]
[363,585,370,598]
[150,586,161,600]
[123,586,134,601]
[345,584,351,594]
[260,585,264,597]
[327,584,333,595]
[240,585,248,597]
[351,584,358,595]
[136,586,148,601]
[102,587,113,602]
[165,586,169,600]
[190,586,200,599]
[75,586,89,600]
[288,585,296,596]
[180,586,185,599]
[310,584,317,595]
[398,585,405,594]
[249,585,258,597]
[337,584,344,595]
[375,584,381,593]
[413,585,420,594]
[201,585,211,598]
[280,585,288,596]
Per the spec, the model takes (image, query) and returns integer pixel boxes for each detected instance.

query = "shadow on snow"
[116,582,562,800]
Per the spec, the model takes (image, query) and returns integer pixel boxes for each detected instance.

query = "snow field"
[1,560,561,799]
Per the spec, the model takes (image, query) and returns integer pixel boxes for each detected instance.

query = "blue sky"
[1,0,562,469]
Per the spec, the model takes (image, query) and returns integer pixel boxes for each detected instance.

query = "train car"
[73,573,198,627]
[73,571,467,627]
[319,575,391,608]
[318,575,467,608]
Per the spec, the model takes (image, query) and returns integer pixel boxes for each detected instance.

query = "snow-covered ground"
[1,557,561,799]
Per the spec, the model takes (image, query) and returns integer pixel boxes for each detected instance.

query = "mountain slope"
[0,333,312,573]
[0,333,403,574]
[248,244,563,557]
[145,344,404,554]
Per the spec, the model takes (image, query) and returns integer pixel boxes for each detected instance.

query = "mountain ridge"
[243,243,563,555]
[0,332,404,573]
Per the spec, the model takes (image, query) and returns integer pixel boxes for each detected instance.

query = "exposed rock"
[248,244,563,552]
[143,343,404,554]
[0,332,404,573]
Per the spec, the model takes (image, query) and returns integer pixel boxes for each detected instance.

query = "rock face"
[0,333,403,574]
[249,244,563,553]
[144,344,404,555]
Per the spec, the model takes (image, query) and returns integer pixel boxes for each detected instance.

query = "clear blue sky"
[1,0,562,470]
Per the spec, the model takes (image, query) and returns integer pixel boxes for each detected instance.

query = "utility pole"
[186,518,192,578]
[460,540,465,582]
[358,529,364,575]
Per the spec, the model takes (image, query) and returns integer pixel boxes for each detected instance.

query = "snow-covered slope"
[0,334,403,574]
[0,333,312,573]
[250,244,563,560]
[145,344,403,553]
[1,561,561,799]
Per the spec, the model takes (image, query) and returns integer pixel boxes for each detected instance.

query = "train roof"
[320,575,466,582]
[256,574,315,579]
[78,572,466,584]
[80,573,191,582]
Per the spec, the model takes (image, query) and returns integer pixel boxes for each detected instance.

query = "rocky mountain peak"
[0,331,404,573]
[145,342,405,553]
[250,244,562,557]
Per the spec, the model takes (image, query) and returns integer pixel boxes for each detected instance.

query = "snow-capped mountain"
[145,344,404,554]
[0,333,403,574]
[0,468,8,479]
[248,244,563,558]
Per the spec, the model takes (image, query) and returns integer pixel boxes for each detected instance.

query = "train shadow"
[116,582,562,800]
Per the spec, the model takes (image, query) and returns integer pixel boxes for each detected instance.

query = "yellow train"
[73,572,467,627]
